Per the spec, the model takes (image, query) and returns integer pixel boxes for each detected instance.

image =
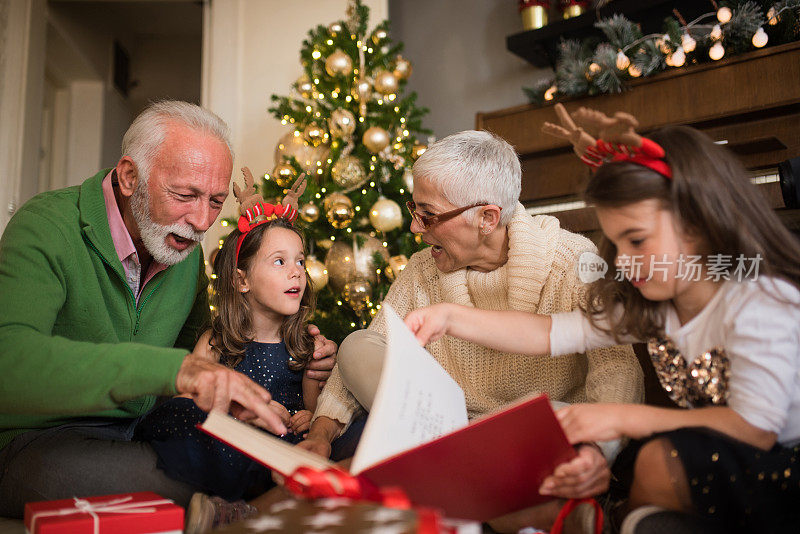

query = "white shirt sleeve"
[724,279,800,435]
[549,308,633,356]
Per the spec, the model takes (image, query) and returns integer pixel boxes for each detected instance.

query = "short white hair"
[412,130,521,225]
[121,100,233,182]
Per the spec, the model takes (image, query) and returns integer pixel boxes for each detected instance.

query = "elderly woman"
[302,130,643,531]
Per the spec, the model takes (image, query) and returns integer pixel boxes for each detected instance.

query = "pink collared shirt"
[101,172,167,303]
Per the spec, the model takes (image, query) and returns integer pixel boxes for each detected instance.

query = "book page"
[350,304,468,475]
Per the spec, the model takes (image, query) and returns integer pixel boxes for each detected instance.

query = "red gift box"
[24,492,184,534]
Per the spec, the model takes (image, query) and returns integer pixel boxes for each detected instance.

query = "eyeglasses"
[406,200,491,230]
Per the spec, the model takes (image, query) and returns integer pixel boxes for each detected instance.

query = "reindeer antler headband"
[232,167,307,266]
[542,103,672,180]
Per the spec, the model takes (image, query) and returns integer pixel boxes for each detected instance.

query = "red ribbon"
[519,0,549,10]
[550,498,603,534]
[285,467,412,509]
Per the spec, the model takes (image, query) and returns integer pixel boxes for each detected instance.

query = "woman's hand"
[267,400,291,427]
[289,409,313,436]
[556,403,633,444]
[538,443,610,499]
[404,304,454,345]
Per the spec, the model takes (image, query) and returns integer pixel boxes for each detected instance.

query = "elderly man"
[0,101,335,517]
[300,130,644,532]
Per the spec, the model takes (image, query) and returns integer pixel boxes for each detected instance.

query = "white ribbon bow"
[30,495,174,534]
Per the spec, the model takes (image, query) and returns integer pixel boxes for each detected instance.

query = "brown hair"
[211,218,316,370]
[584,125,800,341]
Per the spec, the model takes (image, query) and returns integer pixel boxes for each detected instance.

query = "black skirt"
[612,427,800,533]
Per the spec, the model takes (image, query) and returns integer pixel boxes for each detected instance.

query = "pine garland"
[523,1,800,105]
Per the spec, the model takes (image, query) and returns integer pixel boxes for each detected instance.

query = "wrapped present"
[213,497,472,534]
[24,492,184,534]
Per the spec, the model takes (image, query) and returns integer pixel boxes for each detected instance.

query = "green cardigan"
[0,170,211,449]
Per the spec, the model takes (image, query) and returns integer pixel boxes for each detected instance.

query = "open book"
[199,305,575,521]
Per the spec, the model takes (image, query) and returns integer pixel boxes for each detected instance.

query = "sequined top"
[550,276,800,447]
[134,341,305,500]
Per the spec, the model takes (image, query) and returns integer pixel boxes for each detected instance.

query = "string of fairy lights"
[529,1,800,105]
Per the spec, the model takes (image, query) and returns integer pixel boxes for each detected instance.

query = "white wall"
[202,0,388,254]
[389,0,551,138]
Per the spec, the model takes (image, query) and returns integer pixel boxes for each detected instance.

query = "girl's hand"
[192,330,220,363]
[404,304,454,346]
[289,410,313,435]
[296,436,332,459]
[556,403,632,444]
[539,443,610,498]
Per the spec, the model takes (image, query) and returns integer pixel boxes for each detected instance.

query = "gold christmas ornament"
[411,143,427,160]
[305,255,328,290]
[271,162,296,188]
[393,56,413,80]
[331,156,368,189]
[363,126,390,153]
[275,131,328,173]
[326,201,355,229]
[316,239,333,251]
[369,196,403,232]
[323,234,389,292]
[296,75,314,99]
[304,123,327,147]
[373,70,399,95]
[386,254,409,281]
[325,49,353,77]
[563,3,585,19]
[299,202,320,223]
[371,28,388,45]
[322,192,352,212]
[328,22,343,35]
[343,277,372,314]
[328,109,356,138]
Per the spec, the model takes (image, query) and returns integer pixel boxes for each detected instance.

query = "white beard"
[130,180,205,266]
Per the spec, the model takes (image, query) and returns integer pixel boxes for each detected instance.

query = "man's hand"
[539,444,610,499]
[175,353,287,436]
[305,324,337,389]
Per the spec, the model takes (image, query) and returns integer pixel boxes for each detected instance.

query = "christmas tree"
[257,0,430,343]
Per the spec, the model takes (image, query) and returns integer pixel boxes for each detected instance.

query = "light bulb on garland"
[767,7,778,25]
[628,64,642,77]
[327,22,343,35]
[671,47,686,67]
[681,33,696,53]
[588,62,601,75]
[371,28,388,45]
[716,6,732,24]
[710,24,723,41]
[752,27,768,48]
[616,50,630,70]
[544,85,557,101]
[709,41,725,61]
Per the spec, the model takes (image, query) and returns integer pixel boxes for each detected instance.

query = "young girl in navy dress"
[404,105,800,533]
[136,170,318,527]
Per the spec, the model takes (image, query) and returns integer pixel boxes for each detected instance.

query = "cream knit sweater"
[315,203,644,426]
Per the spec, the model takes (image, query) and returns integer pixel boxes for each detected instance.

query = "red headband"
[542,103,673,180]
[581,136,672,179]
[234,202,299,267]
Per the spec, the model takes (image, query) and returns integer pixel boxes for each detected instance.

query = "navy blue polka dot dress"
[135,341,305,501]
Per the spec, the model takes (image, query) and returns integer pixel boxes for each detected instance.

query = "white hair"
[411,130,521,225]
[121,100,233,182]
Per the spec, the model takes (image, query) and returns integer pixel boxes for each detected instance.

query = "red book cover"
[358,394,576,521]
